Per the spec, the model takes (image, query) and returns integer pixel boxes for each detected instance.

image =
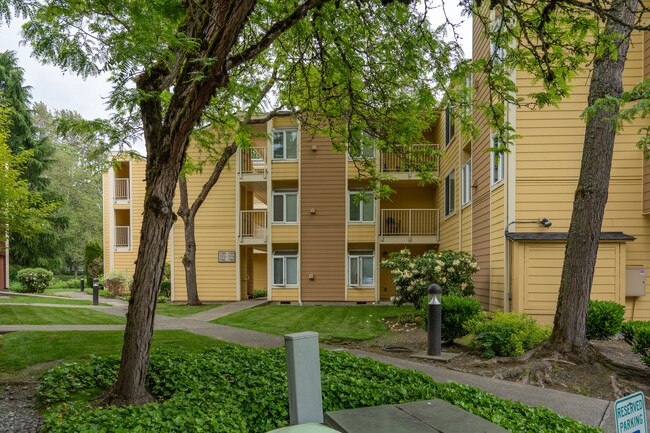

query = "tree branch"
[225,0,330,72]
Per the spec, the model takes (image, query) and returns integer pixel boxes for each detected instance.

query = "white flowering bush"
[381,249,480,308]
[16,268,53,293]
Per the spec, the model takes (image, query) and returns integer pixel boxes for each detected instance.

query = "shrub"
[159,280,171,298]
[586,300,625,340]
[16,268,53,293]
[9,264,23,281]
[466,312,550,358]
[254,290,267,298]
[83,243,103,280]
[382,249,479,308]
[67,279,81,289]
[38,347,600,433]
[102,272,128,297]
[421,295,482,342]
[621,321,650,367]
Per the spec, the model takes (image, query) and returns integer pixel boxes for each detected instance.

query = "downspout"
[458,125,463,251]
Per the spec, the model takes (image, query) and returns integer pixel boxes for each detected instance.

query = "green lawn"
[0,296,109,306]
[156,303,222,318]
[0,305,125,325]
[0,330,229,372]
[213,305,418,341]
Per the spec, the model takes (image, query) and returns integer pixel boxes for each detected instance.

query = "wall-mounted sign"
[218,251,236,263]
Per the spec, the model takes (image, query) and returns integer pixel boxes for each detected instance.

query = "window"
[273,250,298,286]
[272,128,298,160]
[349,132,375,159]
[444,169,455,217]
[349,191,374,222]
[461,159,472,205]
[272,189,298,223]
[491,15,506,66]
[445,106,455,147]
[490,133,505,185]
[349,250,374,287]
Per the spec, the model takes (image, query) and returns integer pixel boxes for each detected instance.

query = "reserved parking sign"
[615,392,647,433]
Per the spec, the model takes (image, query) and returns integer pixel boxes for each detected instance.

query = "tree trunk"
[178,178,202,306]
[547,0,639,359]
[105,0,258,406]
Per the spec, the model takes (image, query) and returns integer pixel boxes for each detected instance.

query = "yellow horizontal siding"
[271,288,300,302]
[271,161,299,180]
[272,224,299,243]
[348,224,375,243]
[173,145,238,302]
[347,288,375,302]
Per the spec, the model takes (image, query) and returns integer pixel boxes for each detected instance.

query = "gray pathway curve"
[1,291,645,432]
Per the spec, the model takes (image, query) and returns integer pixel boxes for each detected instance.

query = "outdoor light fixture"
[505,218,552,233]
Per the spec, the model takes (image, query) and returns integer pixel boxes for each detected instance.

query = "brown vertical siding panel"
[472,10,492,308]
[300,134,346,301]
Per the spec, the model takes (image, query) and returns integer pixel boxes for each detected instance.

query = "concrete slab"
[268,423,339,432]
[326,404,440,433]
[410,351,461,362]
[325,400,507,433]
[399,400,508,433]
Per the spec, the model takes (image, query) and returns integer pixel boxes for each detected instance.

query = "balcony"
[114,178,130,202]
[238,147,267,181]
[115,226,131,250]
[239,210,267,244]
[380,209,439,244]
[380,144,439,181]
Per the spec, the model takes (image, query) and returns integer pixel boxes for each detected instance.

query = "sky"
[0,4,472,153]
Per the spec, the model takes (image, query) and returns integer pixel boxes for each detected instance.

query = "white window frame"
[348,190,375,223]
[491,15,506,67]
[349,131,375,160]
[272,189,298,223]
[490,133,505,185]
[444,168,456,217]
[348,250,374,287]
[272,250,298,287]
[272,127,299,160]
[461,159,472,206]
[445,106,455,148]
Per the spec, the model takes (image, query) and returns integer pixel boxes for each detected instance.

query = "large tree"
[32,103,105,275]
[463,0,649,360]
[0,102,56,248]
[3,0,458,405]
[0,51,67,271]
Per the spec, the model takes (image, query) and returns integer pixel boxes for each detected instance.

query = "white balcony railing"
[115,226,131,249]
[114,178,130,201]
[240,210,267,239]
[238,147,267,176]
[381,209,439,238]
[380,144,439,174]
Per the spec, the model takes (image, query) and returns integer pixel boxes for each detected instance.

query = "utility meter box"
[626,267,646,297]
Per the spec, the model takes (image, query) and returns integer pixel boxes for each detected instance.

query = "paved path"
[1,291,646,432]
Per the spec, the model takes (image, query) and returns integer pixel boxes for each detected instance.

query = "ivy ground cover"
[40,346,601,433]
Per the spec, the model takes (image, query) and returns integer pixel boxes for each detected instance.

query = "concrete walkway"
[1,292,646,432]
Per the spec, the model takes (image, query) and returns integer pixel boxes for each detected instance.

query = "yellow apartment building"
[455,16,650,323]
[103,117,441,304]
[103,25,649,322]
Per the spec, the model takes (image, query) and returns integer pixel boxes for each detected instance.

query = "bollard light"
[427,284,442,356]
[92,278,99,306]
[80,277,85,292]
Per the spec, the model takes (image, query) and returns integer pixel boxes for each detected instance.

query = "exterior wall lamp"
[505,218,552,233]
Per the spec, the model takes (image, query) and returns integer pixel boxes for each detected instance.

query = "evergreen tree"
[0,51,67,271]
